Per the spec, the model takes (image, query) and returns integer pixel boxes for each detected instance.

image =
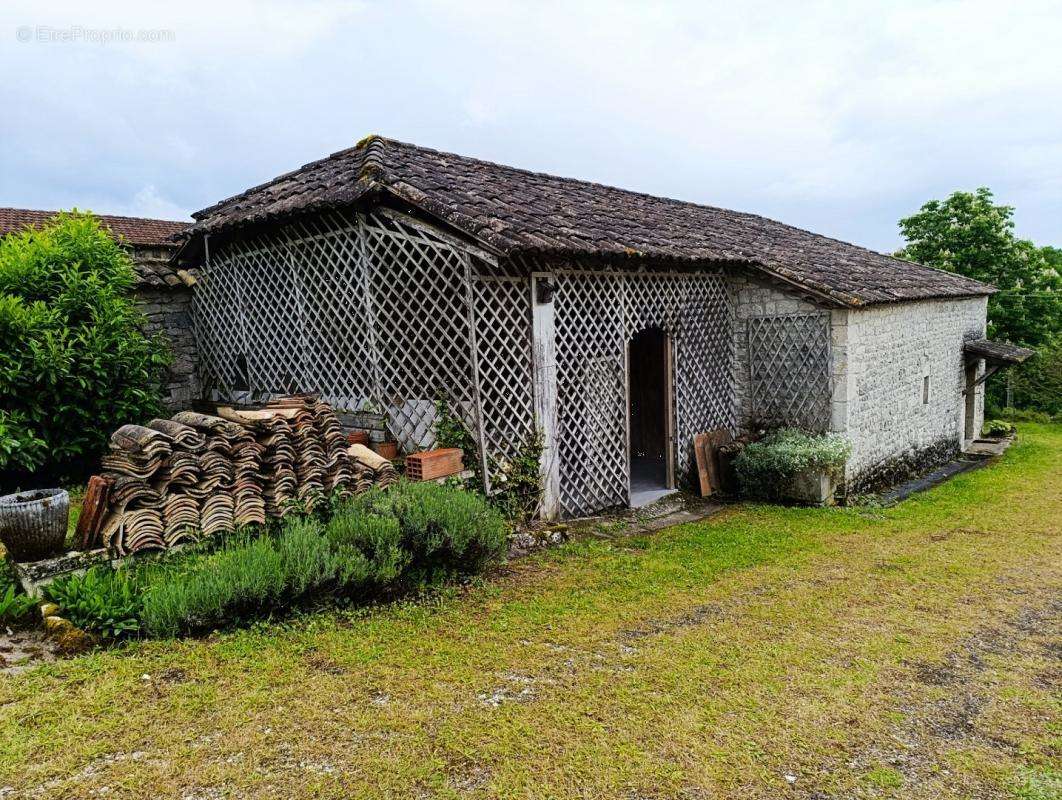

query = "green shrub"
[0,564,35,626]
[324,510,406,588]
[139,510,416,637]
[434,397,544,522]
[44,566,141,640]
[139,532,287,637]
[489,432,545,522]
[1001,337,1062,416]
[734,429,851,501]
[0,212,170,486]
[0,410,47,473]
[992,407,1059,424]
[348,481,507,586]
[982,419,1016,437]
[48,484,507,639]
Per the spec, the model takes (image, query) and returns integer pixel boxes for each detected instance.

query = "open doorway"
[628,327,675,507]
[963,362,978,442]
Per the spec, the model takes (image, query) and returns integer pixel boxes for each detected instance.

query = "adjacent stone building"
[0,209,197,410]
[174,136,1016,516]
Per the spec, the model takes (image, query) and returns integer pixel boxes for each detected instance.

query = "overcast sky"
[2,0,1059,252]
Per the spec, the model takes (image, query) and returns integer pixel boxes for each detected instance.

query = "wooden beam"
[532,272,560,519]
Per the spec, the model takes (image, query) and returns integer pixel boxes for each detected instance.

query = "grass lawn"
[1,425,1059,799]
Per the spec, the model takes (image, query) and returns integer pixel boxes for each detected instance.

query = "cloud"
[1,0,1060,251]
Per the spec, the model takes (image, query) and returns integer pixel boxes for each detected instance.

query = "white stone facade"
[731,276,988,493]
[731,276,847,434]
[838,296,987,490]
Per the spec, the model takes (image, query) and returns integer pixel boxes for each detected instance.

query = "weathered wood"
[76,475,113,550]
[693,433,712,497]
[704,428,733,493]
[531,272,560,519]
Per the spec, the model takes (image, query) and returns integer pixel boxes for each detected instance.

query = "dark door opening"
[628,327,674,506]
[963,363,978,441]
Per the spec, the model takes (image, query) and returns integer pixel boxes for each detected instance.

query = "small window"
[922,375,931,404]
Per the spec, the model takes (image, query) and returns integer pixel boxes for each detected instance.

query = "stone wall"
[728,275,989,494]
[130,247,200,410]
[839,296,987,492]
[730,275,843,433]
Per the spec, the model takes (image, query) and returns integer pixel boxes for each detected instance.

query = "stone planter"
[0,489,70,561]
[786,470,838,506]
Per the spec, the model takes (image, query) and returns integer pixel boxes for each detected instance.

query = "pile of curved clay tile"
[171,412,255,535]
[162,494,199,546]
[347,443,399,490]
[315,402,354,494]
[101,424,172,479]
[97,426,171,555]
[86,397,397,557]
[218,397,354,515]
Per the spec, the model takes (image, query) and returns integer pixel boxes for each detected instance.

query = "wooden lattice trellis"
[548,268,734,516]
[746,312,832,432]
[196,211,736,518]
[195,209,535,492]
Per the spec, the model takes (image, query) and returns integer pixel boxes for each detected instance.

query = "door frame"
[962,361,978,442]
[625,327,677,497]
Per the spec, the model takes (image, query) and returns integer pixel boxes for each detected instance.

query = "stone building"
[175,136,1016,516]
[0,208,197,410]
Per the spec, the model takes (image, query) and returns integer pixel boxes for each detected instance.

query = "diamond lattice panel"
[553,272,629,516]
[284,212,374,409]
[673,273,735,477]
[747,312,831,431]
[192,249,246,394]
[360,212,478,452]
[235,243,308,395]
[548,267,734,517]
[472,276,535,467]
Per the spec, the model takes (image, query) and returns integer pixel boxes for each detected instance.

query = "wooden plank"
[531,272,560,519]
[693,433,712,497]
[704,428,733,493]
[76,474,113,551]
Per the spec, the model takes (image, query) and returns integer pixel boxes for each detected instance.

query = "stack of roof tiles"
[91,398,381,556]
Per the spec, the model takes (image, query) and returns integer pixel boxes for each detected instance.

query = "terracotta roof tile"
[0,208,192,288]
[0,208,189,247]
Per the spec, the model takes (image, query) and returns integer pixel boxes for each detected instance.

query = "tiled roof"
[0,208,188,247]
[964,339,1035,365]
[0,208,193,290]
[185,136,994,307]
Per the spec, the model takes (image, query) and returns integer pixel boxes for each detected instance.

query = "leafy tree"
[896,187,1061,348]
[0,212,170,487]
[897,188,1062,413]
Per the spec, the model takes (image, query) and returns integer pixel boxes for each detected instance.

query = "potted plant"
[733,429,851,506]
[0,488,70,561]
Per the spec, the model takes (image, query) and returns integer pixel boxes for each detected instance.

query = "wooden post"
[665,332,676,489]
[463,254,492,494]
[532,272,560,519]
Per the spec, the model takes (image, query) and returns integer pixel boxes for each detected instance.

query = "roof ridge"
[369,137,942,268]
[370,136,744,218]
[182,135,995,306]
[0,207,189,226]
